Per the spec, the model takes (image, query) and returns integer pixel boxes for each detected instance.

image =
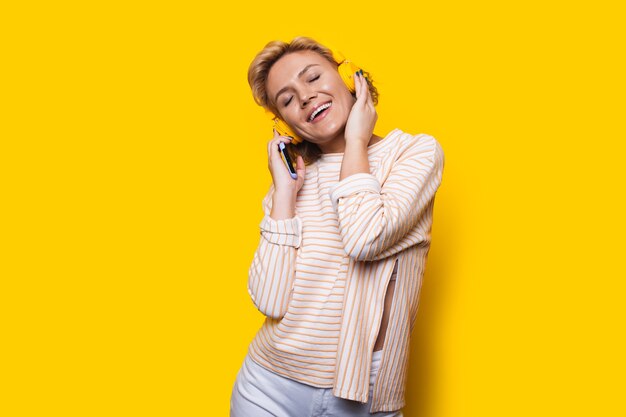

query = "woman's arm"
[329,134,445,262]
[247,184,301,319]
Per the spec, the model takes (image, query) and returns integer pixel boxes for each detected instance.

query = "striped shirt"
[246,128,445,413]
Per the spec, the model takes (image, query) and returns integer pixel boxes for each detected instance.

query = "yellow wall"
[2,1,624,416]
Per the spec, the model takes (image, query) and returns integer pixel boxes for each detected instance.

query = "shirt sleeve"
[329,134,444,262]
[247,183,301,319]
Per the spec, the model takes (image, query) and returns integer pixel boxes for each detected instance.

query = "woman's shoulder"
[394,130,443,161]
[399,130,441,146]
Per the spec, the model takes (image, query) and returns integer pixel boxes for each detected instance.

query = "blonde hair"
[247,36,379,165]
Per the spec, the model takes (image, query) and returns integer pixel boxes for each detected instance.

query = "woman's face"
[266,50,356,145]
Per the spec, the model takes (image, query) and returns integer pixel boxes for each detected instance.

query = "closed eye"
[283,75,320,106]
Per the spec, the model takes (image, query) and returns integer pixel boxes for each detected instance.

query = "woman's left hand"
[344,70,378,147]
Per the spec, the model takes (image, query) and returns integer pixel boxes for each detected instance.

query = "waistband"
[372,349,383,363]
[370,349,384,386]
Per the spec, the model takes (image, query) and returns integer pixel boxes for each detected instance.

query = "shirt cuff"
[329,173,382,212]
[260,213,302,248]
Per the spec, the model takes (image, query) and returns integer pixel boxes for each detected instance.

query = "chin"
[301,128,341,145]
[303,119,347,141]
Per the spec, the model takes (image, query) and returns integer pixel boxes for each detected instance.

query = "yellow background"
[1,1,625,416]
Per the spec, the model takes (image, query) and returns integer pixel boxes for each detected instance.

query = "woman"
[230,36,445,417]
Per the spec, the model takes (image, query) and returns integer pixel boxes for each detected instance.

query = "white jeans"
[230,350,403,417]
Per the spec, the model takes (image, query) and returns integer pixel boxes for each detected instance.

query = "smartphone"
[278,141,297,179]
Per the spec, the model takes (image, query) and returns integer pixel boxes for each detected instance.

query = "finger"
[268,135,277,156]
[296,155,305,174]
[296,155,305,187]
[362,73,373,106]
[272,127,293,142]
[357,71,367,105]
[268,131,291,155]
[268,137,292,163]
[269,128,278,155]
[353,70,360,99]
[272,128,293,142]
[268,139,282,165]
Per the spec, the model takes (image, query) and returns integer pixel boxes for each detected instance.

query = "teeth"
[309,102,331,122]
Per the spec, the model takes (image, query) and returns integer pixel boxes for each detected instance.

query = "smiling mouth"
[308,102,332,123]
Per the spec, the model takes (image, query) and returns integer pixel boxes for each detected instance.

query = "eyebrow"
[274,64,320,103]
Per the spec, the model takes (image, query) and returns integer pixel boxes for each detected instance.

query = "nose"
[300,90,316,107]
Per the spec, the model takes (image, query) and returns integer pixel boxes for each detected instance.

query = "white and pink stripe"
[246,128,444,413]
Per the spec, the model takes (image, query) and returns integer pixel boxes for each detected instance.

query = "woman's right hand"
[267,128,306,196]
